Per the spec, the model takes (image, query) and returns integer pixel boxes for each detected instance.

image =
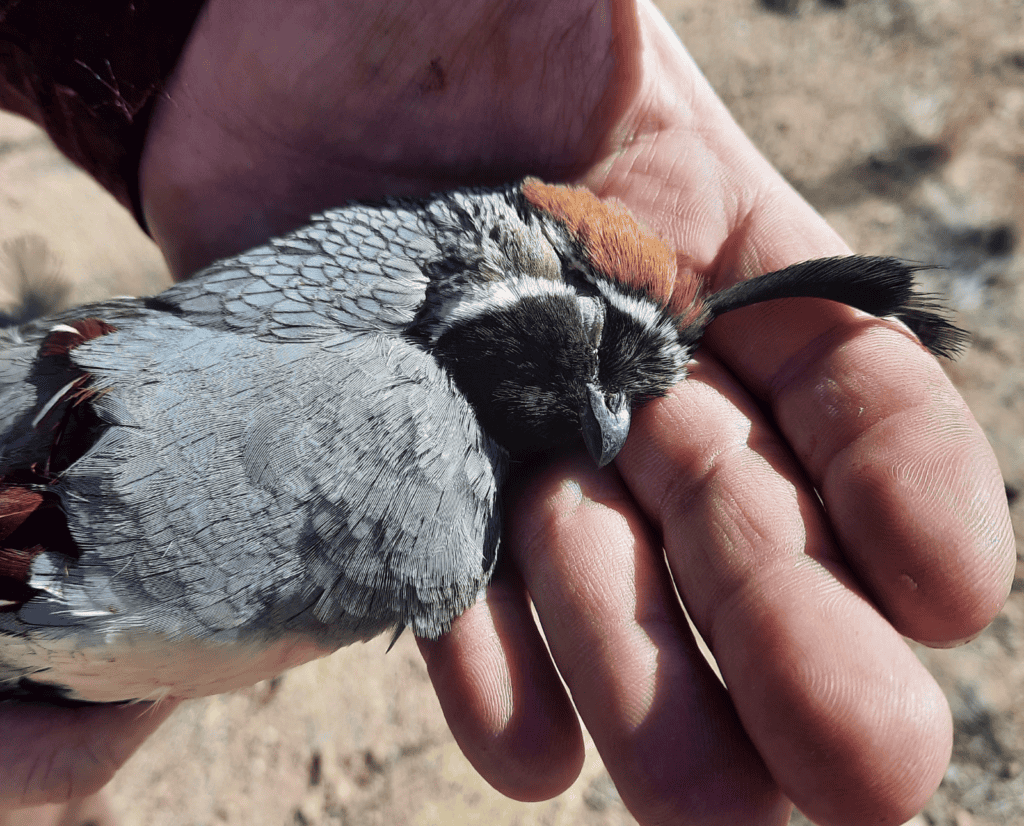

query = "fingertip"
[824,398,1015,644]
[418,578,584,802]
[709,584,954,826]
[791,649,953,826]
[760,326,1015,644]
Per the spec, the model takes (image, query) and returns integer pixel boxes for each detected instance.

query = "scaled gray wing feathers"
[1,197,506,658]
[153,202,443,342]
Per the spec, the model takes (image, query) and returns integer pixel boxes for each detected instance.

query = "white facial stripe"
[594,279,669,338]
[576,295,605,337]
[594,279,691,380]
[434,276,579,337]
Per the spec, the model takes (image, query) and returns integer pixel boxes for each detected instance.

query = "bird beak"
[581,385,630,468]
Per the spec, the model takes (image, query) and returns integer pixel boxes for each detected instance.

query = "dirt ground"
[2,1,1023,824]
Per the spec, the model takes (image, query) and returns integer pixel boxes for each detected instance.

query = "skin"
[1,1,1014,824]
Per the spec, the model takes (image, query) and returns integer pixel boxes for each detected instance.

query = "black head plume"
[696,256,969,359]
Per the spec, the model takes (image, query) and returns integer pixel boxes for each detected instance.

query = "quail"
[0,179,966,704]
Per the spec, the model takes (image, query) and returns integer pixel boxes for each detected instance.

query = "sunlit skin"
[1,2,1013,825]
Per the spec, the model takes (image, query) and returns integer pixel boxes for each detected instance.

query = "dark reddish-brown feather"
[521,179,704,320]
[0,320,111,610]
[30,318,118,474]
[0,477,77,610]
[40,318,117,358]
[0,485,44,542]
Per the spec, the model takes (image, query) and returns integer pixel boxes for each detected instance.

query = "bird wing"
[1,312,503,700]
[152,202,442,344]
[0,300,155,472]
[0,199,440,465]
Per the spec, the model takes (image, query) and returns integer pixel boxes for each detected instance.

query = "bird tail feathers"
[702,256,969,359]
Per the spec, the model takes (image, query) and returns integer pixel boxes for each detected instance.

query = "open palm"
[3,2,1012,825]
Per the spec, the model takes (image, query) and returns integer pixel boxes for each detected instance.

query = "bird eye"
[597,303,685,407]
[605,390,626,414]
[576,296,605,349]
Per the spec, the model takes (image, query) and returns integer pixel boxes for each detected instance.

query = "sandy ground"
[2,1,1024,824]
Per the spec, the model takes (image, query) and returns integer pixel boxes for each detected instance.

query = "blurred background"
[1,1,1022,823]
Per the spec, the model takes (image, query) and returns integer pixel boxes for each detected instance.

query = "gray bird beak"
[581,385,630,468]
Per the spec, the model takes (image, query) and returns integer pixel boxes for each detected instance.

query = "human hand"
[11,0,1011,823]
[0,700,178,809]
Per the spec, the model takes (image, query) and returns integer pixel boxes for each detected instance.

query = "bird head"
[425,179,694,465]
[423,179,966,466]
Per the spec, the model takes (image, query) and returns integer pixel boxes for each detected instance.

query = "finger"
[141,0,628,276]
[510,454,790,826]
[417,570,584,802]
[0,699,179,808]
[602,3,1011,642]
[618,356,953,826]
[703,265,1014,643]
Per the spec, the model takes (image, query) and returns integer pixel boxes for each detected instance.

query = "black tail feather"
[703,256,969,359]
[893,293,970,360]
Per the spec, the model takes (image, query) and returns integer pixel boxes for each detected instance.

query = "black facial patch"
[431,294,598,454]
[597,302,685,408]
